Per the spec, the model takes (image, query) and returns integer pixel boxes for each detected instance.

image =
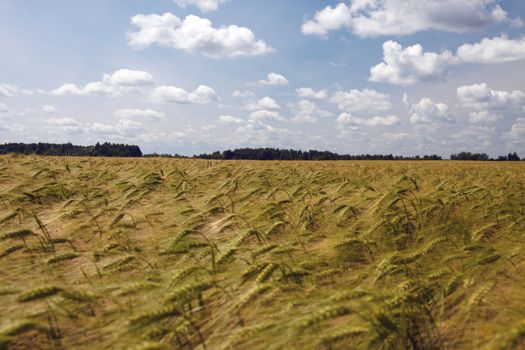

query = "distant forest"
[0,142,142,157]
[197,149,523,161]
[196,148,443,161]
[0,143,522,161]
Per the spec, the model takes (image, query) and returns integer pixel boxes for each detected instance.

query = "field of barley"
[0,155,524,349]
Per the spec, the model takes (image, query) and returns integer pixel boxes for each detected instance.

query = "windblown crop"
[0,154,524,349]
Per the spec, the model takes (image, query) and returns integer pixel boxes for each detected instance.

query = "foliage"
[197,148,443,161]
[0,142,142,157]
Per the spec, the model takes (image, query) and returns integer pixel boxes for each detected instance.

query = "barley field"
[0,155,524,350]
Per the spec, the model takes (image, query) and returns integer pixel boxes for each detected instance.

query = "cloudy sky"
[1,0,525,157]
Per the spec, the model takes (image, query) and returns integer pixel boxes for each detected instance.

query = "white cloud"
[188,85,219,104]
[249,110,285,122]
[42,117,145,138]
[504,117,525,144]
[151,85,219,104]
[102,69,155,87]
[0,84,45,98]
[382,132,417,142]
[174,0,228,12]
[51,84,86,96]
[290,99,332,123]
[0,102,11,114]
[232,90,254,98]
[370,36,525,85]
[329,61,348,67]
[219,115,245,124]
[45,117,84,133]
[51,69,154,97]
[234,120,296,146]
[128,13,273,58]
[245,97,280,110]
[457,83,525,110]
[0,123,25,132]
[331,88,392,113]
[450,125,495,148]
[302,1,514,38]
[456,35,525,64]
[114,108,165,120]
[301,3,352,37]
[468,111,502,124]
[46,117,80,126]
[90,119,142,136]
[408,98,454,124]
[0,83,19,97]
[258,73,289,86]
[337,113,400,127]
[370,41,457,85]
[297,87,328,100]
[42,105,59,114]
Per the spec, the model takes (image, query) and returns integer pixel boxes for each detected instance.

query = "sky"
[0,0,525,157]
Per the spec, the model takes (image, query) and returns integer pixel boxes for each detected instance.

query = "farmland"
[0,155,524,349]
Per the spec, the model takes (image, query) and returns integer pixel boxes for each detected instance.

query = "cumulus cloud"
[234,120,296,146]
[456,35,525,64]
[468,111,502,124]
[232,90,254,98]
[258,73,289,86]
[42,105,59,114]
[0,102,11,114]
[219,115,245,124]
[371,36,525,85]
[302,0,515,38]
[504,117,525,144]
[457,83,525,110]
[46,117,80,126]
[244,97,280,110]
[114,108,165,120]
[45,117,84,133]
[337,113,400,128]
[0,83,19,97]
[102,69,155,87]
[458,83,525,127]
[128,13,273,58]
[174,0,228,12]
[331,88,392,113]
[290,99,332,123]
[51,69,154,97]
[301,3,352,37]
[370,41,457,85]
[151,85,219,104]
[51,84,85,96]
[0,123,25,132]
[297,87,328,100]
[407,97,455,124]
[90,119,142,136]
[249,110,285,122]
[450,125,495,148]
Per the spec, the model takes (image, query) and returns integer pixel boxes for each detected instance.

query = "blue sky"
[1,0,525,156]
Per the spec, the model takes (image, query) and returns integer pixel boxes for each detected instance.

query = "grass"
[0,154,524,349]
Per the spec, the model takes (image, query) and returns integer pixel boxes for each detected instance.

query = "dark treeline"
[0,142,142,157]
[450,151,521,161]
[1,143,522,161]
[196,148,443,161]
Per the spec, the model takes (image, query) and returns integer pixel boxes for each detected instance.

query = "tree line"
[198,149,522,161]
[195,148,443,161]
[0,143,522,161]
[0,142,142,157]
[450,152,521,161]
